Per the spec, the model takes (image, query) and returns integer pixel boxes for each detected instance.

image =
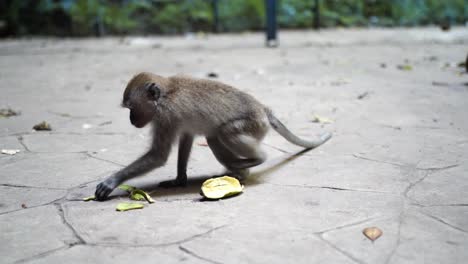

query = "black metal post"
[211,0,220,33]
[313,0,320,30]
[265,0,278,47]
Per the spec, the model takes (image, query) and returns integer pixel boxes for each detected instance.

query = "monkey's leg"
[95,131,175,200]
[207,135,265,180]
[159,134,194,188]
[218,134,267,170]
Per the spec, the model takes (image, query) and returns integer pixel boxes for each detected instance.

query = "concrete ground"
[0,27,467,264]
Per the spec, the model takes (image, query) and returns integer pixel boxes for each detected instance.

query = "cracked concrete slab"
[0,186,66,214]
[27,244,207,264]
[0,205,77,263]
[1,28,467,263]
[387,211,468,264]
[406,165,468,206]
[0,153,119,189]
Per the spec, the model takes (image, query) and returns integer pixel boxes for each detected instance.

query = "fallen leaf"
[311,115,334,124]
[0,108,21,118]
[1,149,20,155]
[201,176,244,200]
[397,64,412,71]
[33,121,52,131]
[83,196,96,201]
[116,203,144,211]
[363,227,383,241]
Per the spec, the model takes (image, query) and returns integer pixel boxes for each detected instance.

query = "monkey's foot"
[159,178,187,188]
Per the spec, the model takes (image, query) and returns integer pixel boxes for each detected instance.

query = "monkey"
[95,72,332,200]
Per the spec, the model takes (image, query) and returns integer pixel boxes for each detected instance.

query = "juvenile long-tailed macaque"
[95,72,331,200]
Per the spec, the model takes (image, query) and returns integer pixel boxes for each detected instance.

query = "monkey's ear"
[144,83,161,101]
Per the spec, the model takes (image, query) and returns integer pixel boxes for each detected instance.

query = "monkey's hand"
[95,177,120,201]
[159,176,187,188]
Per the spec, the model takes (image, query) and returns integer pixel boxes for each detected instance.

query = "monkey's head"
[122,73,163,128]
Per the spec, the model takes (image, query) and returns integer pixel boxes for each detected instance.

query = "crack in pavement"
[0,195,65,216]
[316,217,381,235]
[352,154,459,172]
[55,203,86,245]
[315,234,364,264]
[384,211,405,264]
[14,245,70,264]
[0,183,67,190]
[17,135,31,152]
[264,181,395,195]
[87,224,228,248]
[85,152,125,167]
[179,245,223,264]
[418,210,468,234]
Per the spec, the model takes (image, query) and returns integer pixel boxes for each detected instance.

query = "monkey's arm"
[160,134,194,188]
[95,125,175,200]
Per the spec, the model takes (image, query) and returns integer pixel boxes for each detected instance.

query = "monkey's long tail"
[265,108,332,149]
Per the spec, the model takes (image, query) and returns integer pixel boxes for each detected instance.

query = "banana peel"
[118,184,154,204]
[201,176,244,200]
[116,202,144,211]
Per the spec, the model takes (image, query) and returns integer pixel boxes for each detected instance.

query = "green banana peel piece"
[118,184,136,192]
[118,184,155,204]
[116,203,144,211]
[131,189,155,203]
[83,196,96,201]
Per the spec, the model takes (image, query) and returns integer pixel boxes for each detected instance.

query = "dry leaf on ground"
[363,227,383,241]
[33,121,52,131]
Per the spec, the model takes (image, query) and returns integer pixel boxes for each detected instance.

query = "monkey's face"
[128,104,156,128]
[122,82,161,128]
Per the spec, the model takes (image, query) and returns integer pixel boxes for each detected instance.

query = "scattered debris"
[82,123,93,129]
[83,196,96,202]
[432,81,449,86]
[21,203,27,209]
[118,184,155,204]
[380,63,387,68]
[1,149,20,155]
[330,78,350,86]
[311,115,334,124]
[33,121,52,131]
[207,72,218,78]
[357,92,369,100]
[397,64,412,71]
[363,227,383,242]
[116,203,144,212]
[201,176,244,200]
[152,43,162,49]
[98,121,112,126]
[0,108,21,118]
[84,84,92,91]
[424,56,438,61]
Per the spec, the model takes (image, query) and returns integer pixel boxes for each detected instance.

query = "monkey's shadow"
[110,148,312,201]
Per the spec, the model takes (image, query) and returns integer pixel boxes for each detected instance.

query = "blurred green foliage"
[0,0,466,36]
